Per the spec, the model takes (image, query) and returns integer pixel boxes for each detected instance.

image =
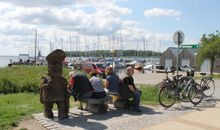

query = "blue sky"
[0,0,219,56]
[120,0,220,38]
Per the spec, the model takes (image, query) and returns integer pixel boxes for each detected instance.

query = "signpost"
[173,31,185,76]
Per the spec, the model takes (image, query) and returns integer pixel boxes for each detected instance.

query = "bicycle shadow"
[163,97,220,112]
[196,97,220,108]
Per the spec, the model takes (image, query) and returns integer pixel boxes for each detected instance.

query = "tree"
[197,31,220,74]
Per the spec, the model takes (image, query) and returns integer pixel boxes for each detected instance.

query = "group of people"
[68,66,142,113]
[40,49,141,120]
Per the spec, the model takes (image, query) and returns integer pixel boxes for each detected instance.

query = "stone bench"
[106,92,120,103]
[80,96,112,114]
[113,98,134,109]
[106,92,134,109]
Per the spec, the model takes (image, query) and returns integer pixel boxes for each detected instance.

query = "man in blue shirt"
[105,67,120,94]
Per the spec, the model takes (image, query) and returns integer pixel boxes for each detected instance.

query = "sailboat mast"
[34,29,37,65]
[143,37,145,62]
[69,33,72,62]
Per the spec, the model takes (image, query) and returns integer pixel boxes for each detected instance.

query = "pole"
[69,33,72,62]
[34,29,37,65]
[177,45,179,76]
[143,37,145,62]
[177,32,180,76]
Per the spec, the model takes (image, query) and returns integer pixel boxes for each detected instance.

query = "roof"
[167,47,183,58]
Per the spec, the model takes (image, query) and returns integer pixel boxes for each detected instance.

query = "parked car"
[82,62,106,77]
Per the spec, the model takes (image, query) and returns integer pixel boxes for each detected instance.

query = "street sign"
[179,44,199,49]
[173,31,184,45]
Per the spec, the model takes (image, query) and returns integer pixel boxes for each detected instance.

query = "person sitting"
[68,70,94,110]
[121,67,142,112]
[104,67,120,93]
[104,67,120,102]
[89,71,107,98]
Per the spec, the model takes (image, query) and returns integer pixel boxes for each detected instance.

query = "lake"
[0,56,19,67]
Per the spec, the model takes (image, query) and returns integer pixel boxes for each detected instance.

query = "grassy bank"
[0,93,42,130]
[0,85,159,130]
[0,66,70,94]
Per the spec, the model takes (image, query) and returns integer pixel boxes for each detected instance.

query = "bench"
[113,98,134,109]
[107,92,120,103]
[80,96,112,114]
[106,92,134,109]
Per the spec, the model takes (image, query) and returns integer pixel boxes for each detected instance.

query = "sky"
[0,0,219,56]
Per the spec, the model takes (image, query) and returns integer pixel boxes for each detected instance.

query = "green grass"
[0,93,42,130]
[0,66,71,94]
[139,84,159,106]
[0,93,76,130]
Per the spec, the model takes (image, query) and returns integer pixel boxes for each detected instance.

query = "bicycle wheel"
[188,84,203,106]
[158,86,176,108]
[203,80,215,97]
[179,83,189,102]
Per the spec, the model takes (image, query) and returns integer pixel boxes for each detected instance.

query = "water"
[0,56,160,68]
[0,56,19,67]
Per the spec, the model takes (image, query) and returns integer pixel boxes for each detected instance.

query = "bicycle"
[158,67,203,108]
[199,73,215,97]
[158,70,179,108]
[181,66,204,105]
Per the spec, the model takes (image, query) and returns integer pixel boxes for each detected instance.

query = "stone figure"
[40,49,69,119]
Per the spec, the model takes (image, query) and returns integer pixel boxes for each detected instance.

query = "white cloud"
[0,0,116,8]
[0,1,186,56]
[1,1,132,35]
[144,8,181,17]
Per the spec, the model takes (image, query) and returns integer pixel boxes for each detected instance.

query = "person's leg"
[132,90,141,112]
[44,102,54,118]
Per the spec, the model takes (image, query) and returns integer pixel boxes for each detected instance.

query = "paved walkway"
[141,101,220,130]
[32,74,220,130]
